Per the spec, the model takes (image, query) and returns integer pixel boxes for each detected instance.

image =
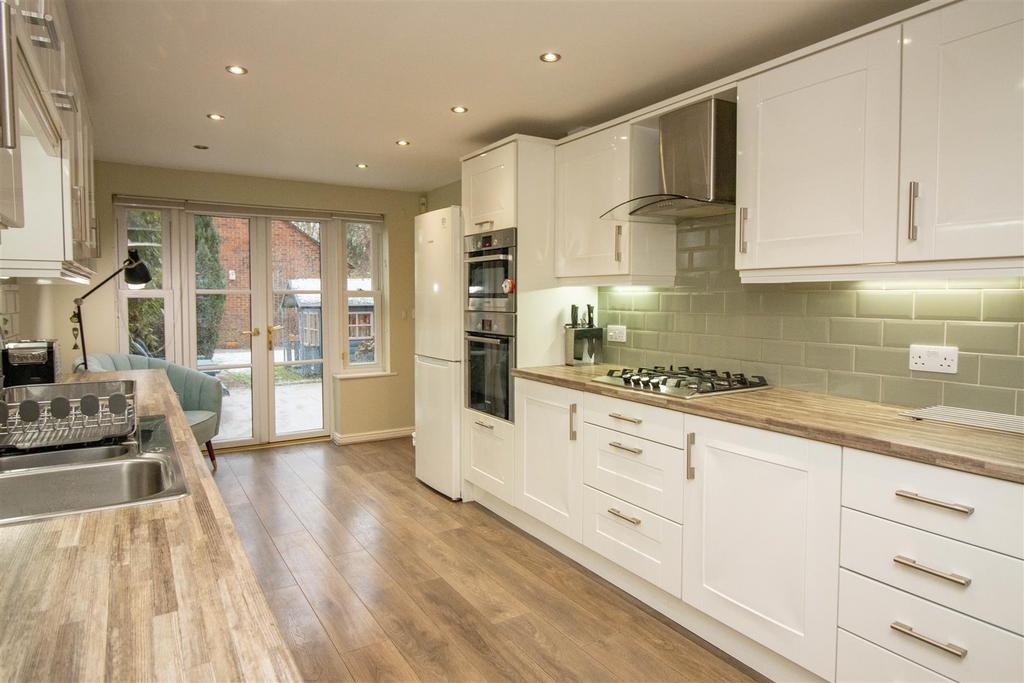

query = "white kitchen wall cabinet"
[735,26,902,271]
[682,415,841,680]
[898,0,1024,262]
[0,0,95,279]
[462,141,516,234]
[554,123,676,285]
[514,378,584,541]
[462,408,515,504]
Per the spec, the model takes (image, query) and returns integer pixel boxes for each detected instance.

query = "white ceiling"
[68,0,921,193]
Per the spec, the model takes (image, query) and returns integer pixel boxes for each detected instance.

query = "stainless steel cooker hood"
[602,98,736,223]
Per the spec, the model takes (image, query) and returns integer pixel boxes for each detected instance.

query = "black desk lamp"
[71,248,152,371]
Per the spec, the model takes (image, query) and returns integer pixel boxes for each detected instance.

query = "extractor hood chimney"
[602,98,736,223]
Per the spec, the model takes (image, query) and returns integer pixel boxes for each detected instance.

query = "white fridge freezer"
[414,206,463,499]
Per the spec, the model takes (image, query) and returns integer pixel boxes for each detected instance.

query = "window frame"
[338,220,389,375]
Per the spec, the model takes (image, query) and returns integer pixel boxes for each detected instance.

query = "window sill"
[333,370,397,381]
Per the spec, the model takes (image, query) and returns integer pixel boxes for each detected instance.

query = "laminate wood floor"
[215,438,763,683]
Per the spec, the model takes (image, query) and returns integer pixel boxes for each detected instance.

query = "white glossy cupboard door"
[515,379,584,541]
[899,1,1024,262]
[462,142,516,234]
[682,415,842,680]
[735,26,901,269]
[463,409,515,504]
[554,125,630,277]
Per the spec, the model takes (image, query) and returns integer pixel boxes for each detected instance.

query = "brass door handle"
[241,328,260,337]
[267,324,284,350]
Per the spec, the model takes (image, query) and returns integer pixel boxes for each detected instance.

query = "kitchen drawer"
[582,485,682,597]
[583,422,684,523]
[583,393,686,448]
[837,628,953,683]
[839,569,1024,683]
[841,508,1024,635]
[843,448,1024,559]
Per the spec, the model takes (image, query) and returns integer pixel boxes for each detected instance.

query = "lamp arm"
[74,258,132,305]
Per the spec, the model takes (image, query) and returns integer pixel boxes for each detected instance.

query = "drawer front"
[582,486,682,597]
[837,629,953,683]
[583,393,686,448]
[841,508,1024,635]
[583,422,684,523]
[463,410,516,504]
[839,570,1024,683]
[843,448,1024,559]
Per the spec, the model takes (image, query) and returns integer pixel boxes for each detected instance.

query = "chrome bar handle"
[466,335,503,346]
[568,403,577,441]
[608,412,641,425]
[890,622,967,658]
[0,1,15,149]
[608,441,642,455]
[895,489,974,515]
[738,207,749,254]
[473,220,494,230]
[21,10,59,50]
[907,181,919,241]
[608,508,641,526]
[474,420,494,430]
[614,225,623,262]
[893,555,971,587]
[686,432,696,480]
[51,90,78,113]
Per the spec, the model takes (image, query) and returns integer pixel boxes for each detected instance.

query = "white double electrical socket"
[607,325,627,343]
[909,344,959,374]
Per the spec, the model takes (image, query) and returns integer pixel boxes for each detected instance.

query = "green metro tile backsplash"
[599,216,1024,414]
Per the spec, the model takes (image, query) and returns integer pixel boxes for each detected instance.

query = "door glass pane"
[273,292,322,360]
[195,215,250,289]
[346,222,374,290]
[271,220,321,288]
[126,297,166,359]
[126,209,164,289]
[197,294,251,367]
[347,296,375,364]
[212,367,253,442]
[274,362,323,434]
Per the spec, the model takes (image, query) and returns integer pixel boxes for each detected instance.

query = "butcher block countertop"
[513,364,1024,484]
[0,370,300,682]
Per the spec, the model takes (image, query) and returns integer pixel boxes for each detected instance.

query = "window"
[116,206,176,360]
[341,220,387,372]
[301,310,321,346]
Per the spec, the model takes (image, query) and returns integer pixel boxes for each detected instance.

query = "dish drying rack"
[0,380,137,451]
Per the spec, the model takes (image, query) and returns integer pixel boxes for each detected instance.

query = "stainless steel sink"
[0,453,188,525]
[0,444,133,473]
[0,416,188,525]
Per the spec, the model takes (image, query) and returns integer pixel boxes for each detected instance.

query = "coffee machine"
[1,340,61,387]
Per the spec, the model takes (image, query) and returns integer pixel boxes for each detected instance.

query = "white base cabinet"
[682,415,841,680]
[514,379,584,541]
[462,409,515,504]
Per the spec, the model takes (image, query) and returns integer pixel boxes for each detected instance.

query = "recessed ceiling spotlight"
[395,139,411,146]
[207,113,226,121]
[193,144,209,150]
[450,105,468,114]
[356,163,368,169]
[225,65,248,75]
[539,52,561,63]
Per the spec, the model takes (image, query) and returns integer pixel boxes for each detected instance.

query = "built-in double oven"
[464,229,516,422]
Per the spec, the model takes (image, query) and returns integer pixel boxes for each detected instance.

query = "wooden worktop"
[0,370,301,682]
[513,364,1024,484]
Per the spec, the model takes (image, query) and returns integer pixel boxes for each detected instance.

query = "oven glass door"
[466,252,514,312]
[465,333,513,421]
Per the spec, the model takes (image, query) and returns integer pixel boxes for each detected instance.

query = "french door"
[186,213,333,446]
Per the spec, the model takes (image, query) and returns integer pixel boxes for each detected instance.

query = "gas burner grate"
[594,365,770,399]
